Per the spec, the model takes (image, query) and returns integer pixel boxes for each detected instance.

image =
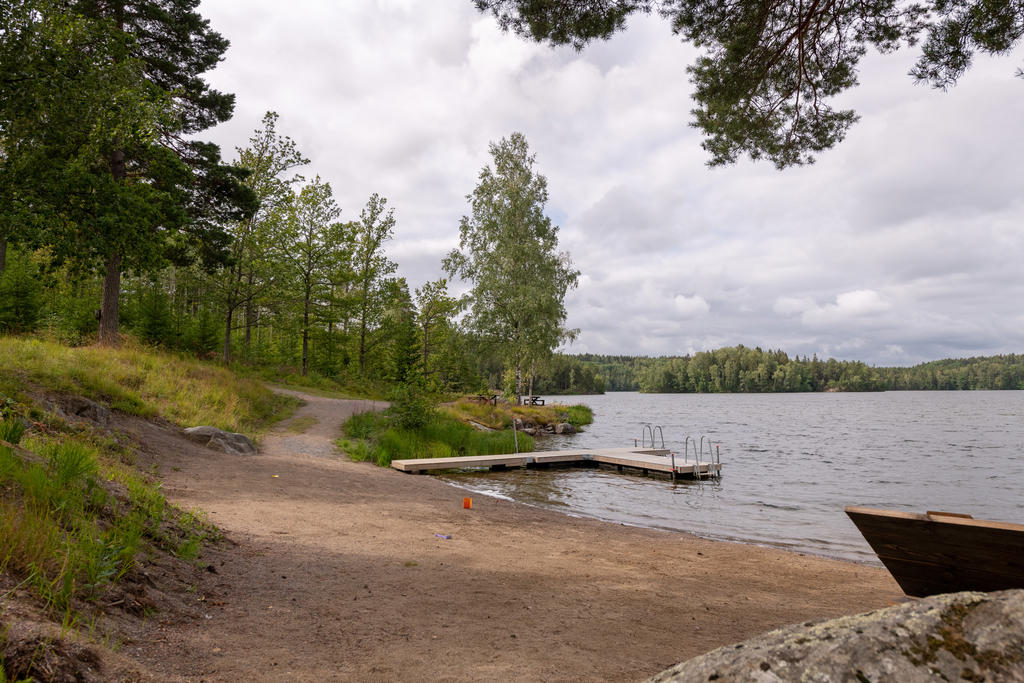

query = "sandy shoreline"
[121,391,902,681]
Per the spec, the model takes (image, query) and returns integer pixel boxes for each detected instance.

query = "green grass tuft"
[338,411,532,468]
[0,336,296,433]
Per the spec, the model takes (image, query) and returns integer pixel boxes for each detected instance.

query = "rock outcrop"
[184,426,257,455]
[62,397,111,425]
[648,589,1024,682]
[554,422,576,434]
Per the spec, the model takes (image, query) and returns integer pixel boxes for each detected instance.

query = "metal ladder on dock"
[637,425,722,480]
[679,435,721,480]
[640,423,664,449]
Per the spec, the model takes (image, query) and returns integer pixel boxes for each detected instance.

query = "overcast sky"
[196,0,1024,366]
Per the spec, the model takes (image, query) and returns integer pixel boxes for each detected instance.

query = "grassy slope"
[0,336,295,432]
[0,335,297,679]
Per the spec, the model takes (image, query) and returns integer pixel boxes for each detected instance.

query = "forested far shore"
[533,347,1024,394]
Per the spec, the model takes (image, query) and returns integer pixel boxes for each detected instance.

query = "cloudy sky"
[196,1,1024,366]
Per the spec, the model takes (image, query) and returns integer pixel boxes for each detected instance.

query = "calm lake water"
[441,391,1024,563]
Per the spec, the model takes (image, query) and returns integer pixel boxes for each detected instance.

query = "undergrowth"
[0,335,296,432]
[444,398,594,430]
[231,362,391,401]
[338,410,533,468]
[0,413,214,622]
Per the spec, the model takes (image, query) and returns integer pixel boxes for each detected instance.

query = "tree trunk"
[359,299,368,375]
[528,361,535,400]
[98,146,126,347]
[302,289,311,376]
[98,251,122,346]
[422,324,430,378]
[0,237,7,275]
[244,270,254,352]
[223,307,233,364]
[515,360,523,405]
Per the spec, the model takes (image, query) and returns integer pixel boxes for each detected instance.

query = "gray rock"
[554,422,576,434]
[63,397,110,425]
[648,589,1024,683]
[184,426,257,455]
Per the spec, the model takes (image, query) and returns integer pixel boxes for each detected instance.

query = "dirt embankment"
[6,389,901,681]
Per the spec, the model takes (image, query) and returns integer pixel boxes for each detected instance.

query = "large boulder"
[184,426,257,455]
[63,397,111,425]
[648,589,1024,682]
[554,422,576,434]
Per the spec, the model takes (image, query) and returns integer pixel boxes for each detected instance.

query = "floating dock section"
[390,447,721,479]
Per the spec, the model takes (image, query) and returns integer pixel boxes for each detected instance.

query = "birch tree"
[444,132,579,404]
[352,194,398,375]
[280,177,350,376]
[217,112,308,363]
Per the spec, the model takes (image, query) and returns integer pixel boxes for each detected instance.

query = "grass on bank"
[337,394,595,468]
[0,334,294,638]
[0,335,296,433]
[0,415,217,623]
[338,410,533,468]
[443,397,594,431]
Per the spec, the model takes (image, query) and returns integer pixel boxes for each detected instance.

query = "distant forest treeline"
[533,346,1024,394]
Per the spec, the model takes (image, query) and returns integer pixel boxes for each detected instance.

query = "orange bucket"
[462,497,472,509]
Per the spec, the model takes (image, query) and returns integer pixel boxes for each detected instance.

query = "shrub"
[388,382,435,431]
[564,404,594,427]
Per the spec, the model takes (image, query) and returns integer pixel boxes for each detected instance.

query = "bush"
[564,404,594,427]
[388,382,435,431]
[0,251,42,333]
[338,410,532,468]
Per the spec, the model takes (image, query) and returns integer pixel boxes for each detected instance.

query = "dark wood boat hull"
[845,506,1024,597]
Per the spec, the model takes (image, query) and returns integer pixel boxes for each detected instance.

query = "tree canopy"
[0,0,254,345]
[445,132,579,402]
[473,0,1024,168]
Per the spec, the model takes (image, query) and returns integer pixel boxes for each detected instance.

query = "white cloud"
[196,1,1024,365]
[672,294,710,317]
[801,290,892,327]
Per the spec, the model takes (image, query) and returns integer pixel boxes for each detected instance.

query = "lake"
[441,391,1024,563]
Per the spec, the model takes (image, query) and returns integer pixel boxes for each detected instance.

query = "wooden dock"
[390,447,721,479]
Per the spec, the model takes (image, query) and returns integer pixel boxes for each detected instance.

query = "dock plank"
[389,447,721,478]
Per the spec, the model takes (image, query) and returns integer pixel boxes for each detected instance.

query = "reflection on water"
[441,391,1024,563]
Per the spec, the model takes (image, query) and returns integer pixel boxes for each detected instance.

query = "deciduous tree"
[352,194,398,375]
[444,132,579,404]
[1,1,254,345]
[216,112,309,363]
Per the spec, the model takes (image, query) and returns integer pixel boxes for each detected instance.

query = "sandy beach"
[118,390,902,681]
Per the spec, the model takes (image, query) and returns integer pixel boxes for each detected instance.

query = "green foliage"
[0,250,42,334]
[564,404,593,427]
[339,410,533,468]
[544,348,1024,393]
[0,419,26,445]
[444,132,579,402]
[0,336,295,432]
[388,382,436,431]
[342,411,388,440]
[531,354,606,394]
[877,355,1024,390]
[0,435,133,613]
[353,193,399,375]
[473,0,1022,167]
[137,281,174,346]
[1,0,255,345]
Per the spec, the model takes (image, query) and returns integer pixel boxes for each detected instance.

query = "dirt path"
[124,389,901,681]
